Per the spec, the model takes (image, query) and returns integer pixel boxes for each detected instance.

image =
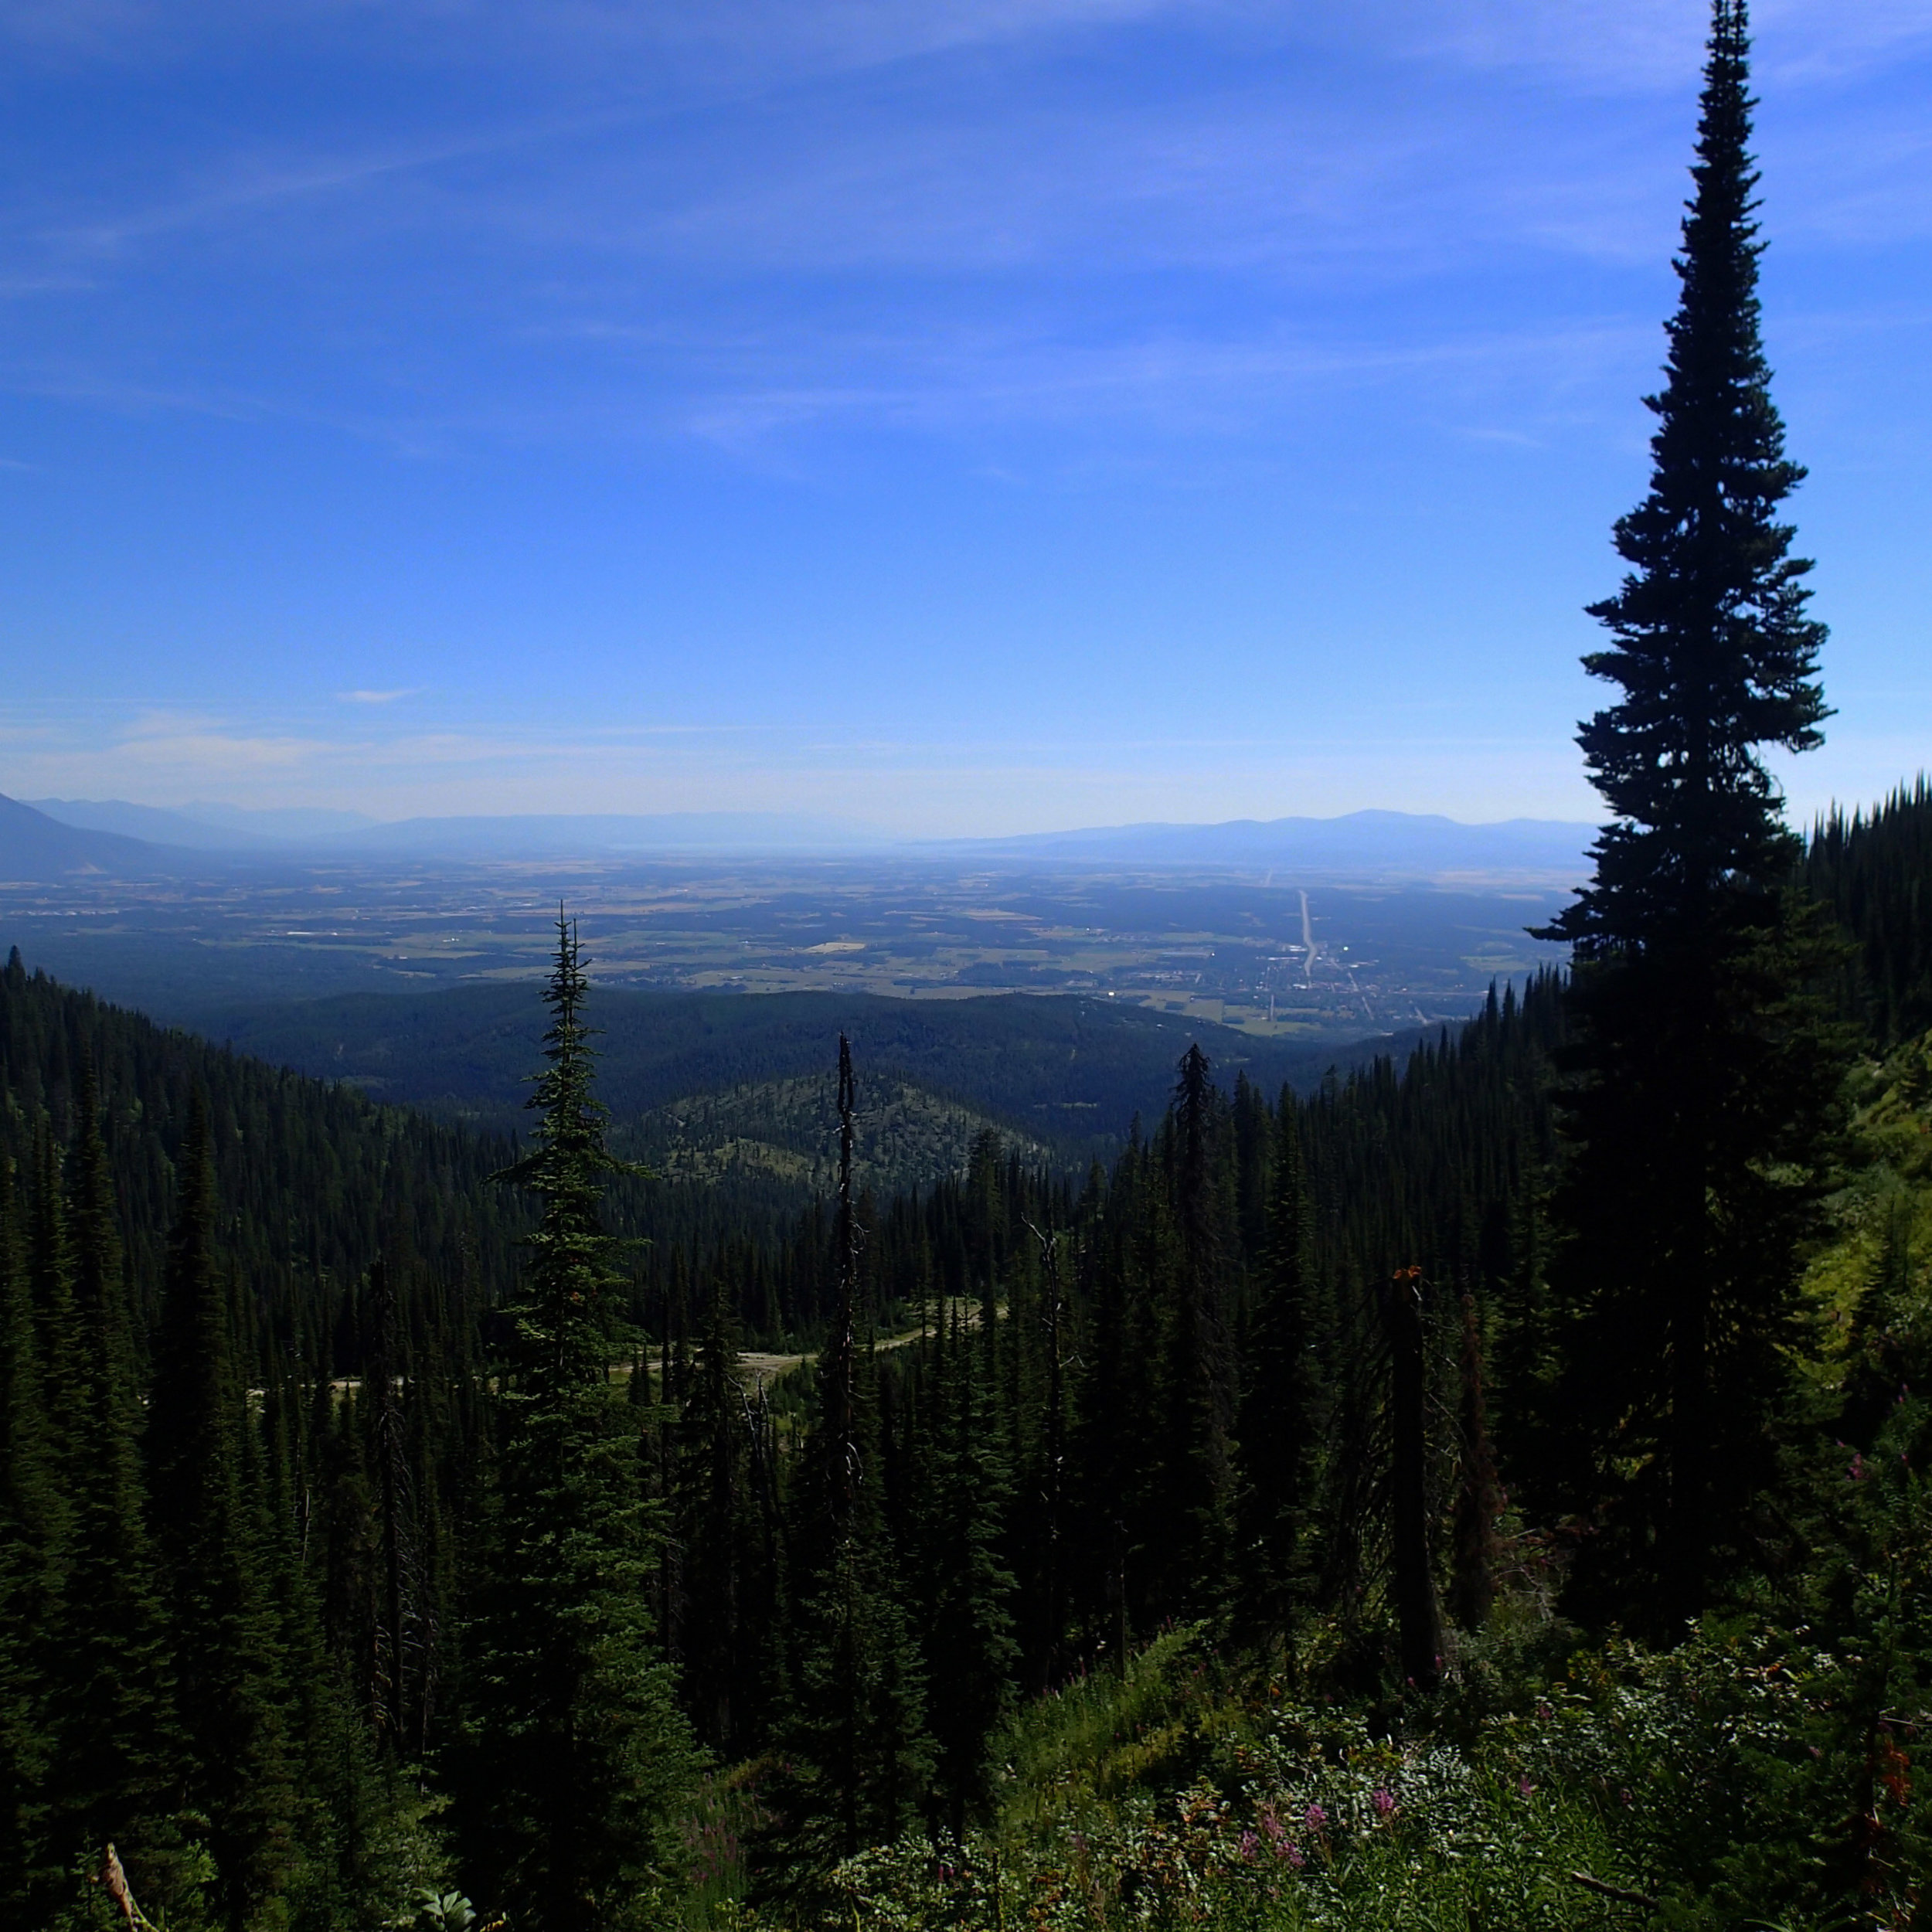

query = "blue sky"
[2,0,1929,835]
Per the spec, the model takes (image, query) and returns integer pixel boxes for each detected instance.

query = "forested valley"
[7,4,1932,1927]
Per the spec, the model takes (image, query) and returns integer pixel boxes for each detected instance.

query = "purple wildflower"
[1372,1787,1396,1818]
[1518,1776,1535,1798]
[1239,1831,1260,1862]
[1304,1802,1327,1832]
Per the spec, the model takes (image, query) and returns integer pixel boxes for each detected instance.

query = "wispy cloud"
[338,687,418,704]
[670,316,1658,462]
[10,1,1929,90]
[3,0,1922,473]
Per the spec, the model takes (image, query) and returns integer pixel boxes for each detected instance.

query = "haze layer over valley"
[0,792,1570,1046]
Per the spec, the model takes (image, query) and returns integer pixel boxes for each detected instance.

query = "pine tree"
[459,915,696,1932]
[915,1312,1017,1838]
[1157,1046,1236,1621]
[1383,1270,1441,1690]
[1236,1095,1325,1655]
[319,1389,383,1727]
[145,1090,298,1930]
[26,1127,77,1457]
[1538,0,1845,1629]
[766,1039,931,1874]
[1449,1291,1502,1632]
[675,1270,767,1757]
[0,1153,63,1920]
[49,1055,178,1897]
[362,1250,434,1756]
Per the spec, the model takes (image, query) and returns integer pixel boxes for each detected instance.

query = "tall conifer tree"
[145,1092,298,1930]
[0,1154,62,1920]
[1236,1096,1325,1654]
[1159,1046,1236,1621]
[675,1271,765,1757]
[915,1316,1017,1838]
[1539,0,1843,1627]
[52,1056,177,1893]
[460,916,695,1932]
[767,1039,930,1872]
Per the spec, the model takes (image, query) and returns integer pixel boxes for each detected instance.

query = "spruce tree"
[767,1038,931,1873]
[1235,1095,1325,1655]
[460,916,696,1932]
[915,1313,1017,1838]
[1383,1270,1441,1691]
[1448,1291,1502,1632]
[26,1127,77,1457]
[319,1389,383,1726]
[0,1154,63,1920]
[1158,1046,1236,1621]
[50,1055,178,1897]
[1539,0,1845,1629]
[145,1091,298,1930]
[675,1271,764,1757]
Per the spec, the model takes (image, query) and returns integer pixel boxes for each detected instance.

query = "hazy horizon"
[22,791,1602,840]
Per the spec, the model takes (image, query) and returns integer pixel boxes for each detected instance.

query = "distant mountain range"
[22,797,883,857]
[24,798,377,848]
[5,791,1594,881]
[0,792,188,880]
[928,810,1594,879]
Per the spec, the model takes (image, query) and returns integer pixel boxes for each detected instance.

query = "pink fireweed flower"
[1239,1831,1259,1862]
[1286,1842,1306,1870]
[1518,1777,1535,1798]
[1372,1787,1396,1818]
[1260,1808,1286,1845]
[1304,1803,1326,1832]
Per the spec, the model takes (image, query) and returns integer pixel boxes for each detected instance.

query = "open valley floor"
[0,851,1568,1043]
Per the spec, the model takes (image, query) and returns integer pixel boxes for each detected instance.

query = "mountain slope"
[0,791,180,879]
[0,948,526,1353]
[24,796,284,849]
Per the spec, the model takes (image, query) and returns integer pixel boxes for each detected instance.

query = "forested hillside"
[1808,776,1932,1046]
[0,947,524,1368]
[0,917,1577,1930]
[4,872,1923,1931]
[195,981,1384,1163]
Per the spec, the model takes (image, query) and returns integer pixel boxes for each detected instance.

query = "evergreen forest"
[5,5,1931,1927]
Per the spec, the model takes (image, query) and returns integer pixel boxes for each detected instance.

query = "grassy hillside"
[1798,1023,1932,1420]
